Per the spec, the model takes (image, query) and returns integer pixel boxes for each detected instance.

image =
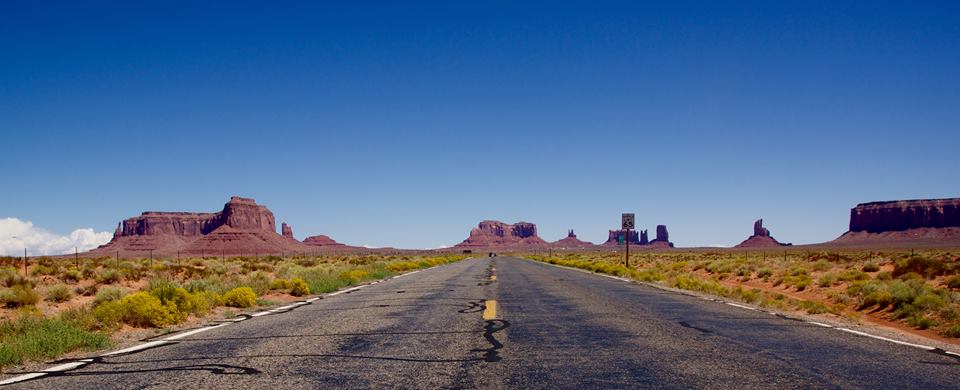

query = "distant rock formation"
[604,230,640,245]
[735,219,790,248]
[455,220,548,248]
[849,198,960,233]
[831,198,960,246]
[281,222,295,240]
[302,234,346,247]
[91,196,322,257]
[551,229,594,248]
[604,224,673,248]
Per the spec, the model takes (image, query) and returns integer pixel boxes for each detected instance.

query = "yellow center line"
[483,300,498,320]
[489,275,497,281]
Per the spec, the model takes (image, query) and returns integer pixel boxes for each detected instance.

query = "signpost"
[622,213,634,268]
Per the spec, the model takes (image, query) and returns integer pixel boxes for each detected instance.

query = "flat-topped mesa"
[456,220,547,247]
[849,198,960,233]
[117,197,275,237]
[92,196,316,257]
[736,219,790,248]
[302,235,346,247]
[281,222,295,240]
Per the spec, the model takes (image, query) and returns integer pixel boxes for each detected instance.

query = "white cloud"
[707,244,731,248]
[0,217,112,256]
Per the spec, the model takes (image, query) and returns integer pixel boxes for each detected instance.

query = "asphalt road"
[6,257,960,389]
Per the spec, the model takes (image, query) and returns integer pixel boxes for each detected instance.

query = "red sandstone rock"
[302,235,346,247]
[282,222,295,240]
[735,219,789,248]
[551,229,594,248]
[91,196,320,257]
[849,198,960,233]
[455,220,548,248]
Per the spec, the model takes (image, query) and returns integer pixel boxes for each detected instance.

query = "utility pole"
[75,247,79,269]
[23,247,27,276]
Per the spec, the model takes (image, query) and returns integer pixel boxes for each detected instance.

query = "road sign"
[622,213,635,230]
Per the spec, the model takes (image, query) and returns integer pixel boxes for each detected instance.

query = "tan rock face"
[302,235,345,247]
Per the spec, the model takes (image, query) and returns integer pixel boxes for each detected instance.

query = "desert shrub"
[223,287,256,308]
[912,292,945,310]
[876,271,893,281]
[2,272,33,289]
[117,292,181,327]
[838,270,869,282]
[946,275,960,290]
[860,290,894,310]
[289,278,310,297]
[148,278,181,302]
[95,269,121,284]
[862,262,880,272]
[940,305,960,321]
[818,273,837,287]
[898,272,924,281]
[0,315,110,369]
[798,300,832,314]
[75,284,98,297]
[757,268,774,279]
[81,267,97,279]
[341,270,369,283]
[61,269,82,283]
[906,314,936,330]
[30,264,58,277]
[812,260,831,272]
[92,301,125,328]
[942,325,960,338]
[243,272,272,296]
[269,279,289,290]
[167,287,210,316]
[1,285,40,308]
[93,286,125,307]
[46,284,72,303]
[894,254,944,279]
[889,280,923,307]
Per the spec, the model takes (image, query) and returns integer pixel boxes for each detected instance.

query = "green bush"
[96,269,121,284]
[906,314,936,330]
[818,273,837,287]
[30,264,58,277]
[757,268,773,279]
[946,275,960,290]
[0,316,110,369]
[289,278,310,297]
[862,262,880,272]
[46,284,72,303]
[894,254,944,278]
[1,285,40,308]
[62,269,83,283]
[93,286,124,307]
[942,324,960,338]
[223,287,257,308]
[838,269,869,282]
[269,278,289,290]
[860,290,894,310]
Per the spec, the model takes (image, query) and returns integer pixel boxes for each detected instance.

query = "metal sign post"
[622,213,635,268]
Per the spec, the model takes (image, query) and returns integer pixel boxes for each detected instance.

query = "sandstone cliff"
[831,198,960,246]
[455,220,548,248]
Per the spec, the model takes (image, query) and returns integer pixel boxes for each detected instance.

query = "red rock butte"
[455,220,548,249]
[550,229,595,248]
[831,198,960,247]
[89,196,352,257]
[603,224,674,248]
[735,219,791,248]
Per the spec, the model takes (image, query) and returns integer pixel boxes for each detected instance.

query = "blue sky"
[1,1,958,252]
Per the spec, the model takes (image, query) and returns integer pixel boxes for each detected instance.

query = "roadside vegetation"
[0,253,464,369]
[526,250,960,339]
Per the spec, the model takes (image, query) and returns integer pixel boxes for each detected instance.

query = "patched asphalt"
[6,257,960,389]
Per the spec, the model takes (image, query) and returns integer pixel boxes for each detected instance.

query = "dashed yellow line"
[489,275,497,281]
[483,300,498,320]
